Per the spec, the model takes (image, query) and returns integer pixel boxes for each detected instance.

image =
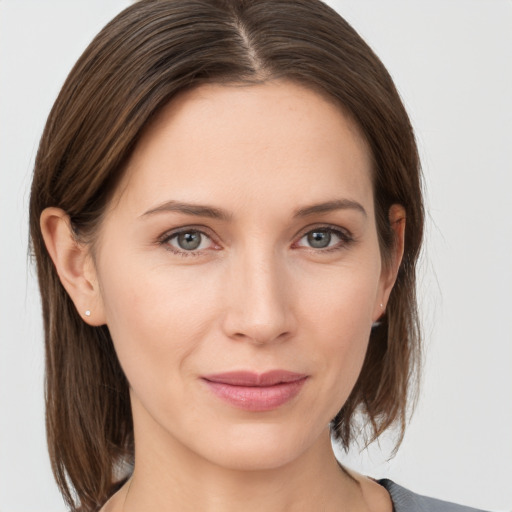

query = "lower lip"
[202,378,308,412]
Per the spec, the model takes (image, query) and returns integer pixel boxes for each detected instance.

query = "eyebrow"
[141,200,232,221]
[293,199,367,218]
[141,198,366,221]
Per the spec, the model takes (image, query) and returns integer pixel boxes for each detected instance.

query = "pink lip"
[201,370,308,412]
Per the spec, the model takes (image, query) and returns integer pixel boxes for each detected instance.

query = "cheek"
[96,250,221,395]
[294,259,381,413]
[297,255,380,341]
[96,231,382,425]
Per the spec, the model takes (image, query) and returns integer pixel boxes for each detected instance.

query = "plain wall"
[1,1,511,511]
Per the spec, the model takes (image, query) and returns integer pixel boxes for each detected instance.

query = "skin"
[41,81,404,512]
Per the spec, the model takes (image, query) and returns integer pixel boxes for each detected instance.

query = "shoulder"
[378,479,490,512]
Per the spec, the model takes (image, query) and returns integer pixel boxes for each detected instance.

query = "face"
[91,81,392,471]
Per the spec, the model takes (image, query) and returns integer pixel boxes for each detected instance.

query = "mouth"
[201,370,308,412]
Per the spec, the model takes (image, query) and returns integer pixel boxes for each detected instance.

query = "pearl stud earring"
[85,310,91,317]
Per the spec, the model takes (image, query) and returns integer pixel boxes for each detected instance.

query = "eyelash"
[158,224,354,257]
[294,225,354,253]
[157,226,217,257]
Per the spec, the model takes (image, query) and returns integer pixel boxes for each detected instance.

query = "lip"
[201,370,308,412]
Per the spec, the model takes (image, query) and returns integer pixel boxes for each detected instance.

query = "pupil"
[178,232,201,250]
[308,230,331,248]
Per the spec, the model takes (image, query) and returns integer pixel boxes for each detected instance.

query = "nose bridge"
[223,242,294,344]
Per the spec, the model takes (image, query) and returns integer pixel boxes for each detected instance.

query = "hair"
[29,0,424,510]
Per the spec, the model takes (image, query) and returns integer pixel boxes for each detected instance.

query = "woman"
[28,1,488,511]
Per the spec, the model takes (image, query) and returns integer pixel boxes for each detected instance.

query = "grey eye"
[306,229,332,248]
[296,227,349,251]
[173,231,204,251]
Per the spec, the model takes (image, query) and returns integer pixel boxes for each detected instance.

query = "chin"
[192,421,327,472]
[203,443,304,472]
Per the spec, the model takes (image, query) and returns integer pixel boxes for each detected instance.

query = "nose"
[221,248,296,345]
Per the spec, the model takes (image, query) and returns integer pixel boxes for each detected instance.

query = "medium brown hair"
[29,0,423,510]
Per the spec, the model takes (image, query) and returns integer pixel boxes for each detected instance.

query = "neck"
[121,428,366,512]
[109,389,394,512]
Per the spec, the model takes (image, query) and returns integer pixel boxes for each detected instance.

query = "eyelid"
[157,225,221,256]
[293,223,353,240]
[156,223,354,256]
[292,224,354,250]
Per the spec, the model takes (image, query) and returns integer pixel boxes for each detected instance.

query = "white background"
[1,1,511,511]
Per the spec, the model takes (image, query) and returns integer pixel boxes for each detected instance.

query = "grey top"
[378,479,488,512]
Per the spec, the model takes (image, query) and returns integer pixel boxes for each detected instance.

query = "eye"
[164,229,215,254]
[295,227,351,250]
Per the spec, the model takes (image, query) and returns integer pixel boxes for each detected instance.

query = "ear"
[373,204,406,322]
[40,207,106,326]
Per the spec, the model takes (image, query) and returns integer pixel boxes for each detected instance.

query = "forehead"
[112,80,374,217]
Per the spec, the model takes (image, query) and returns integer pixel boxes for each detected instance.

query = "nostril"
[230,327,292,346]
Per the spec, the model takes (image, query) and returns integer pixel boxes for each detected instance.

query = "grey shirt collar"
[378,479,489,512]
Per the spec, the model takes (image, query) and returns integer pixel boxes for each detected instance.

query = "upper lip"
[202,370,307,387]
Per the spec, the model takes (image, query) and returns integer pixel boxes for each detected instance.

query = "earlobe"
[40,207,106,326]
